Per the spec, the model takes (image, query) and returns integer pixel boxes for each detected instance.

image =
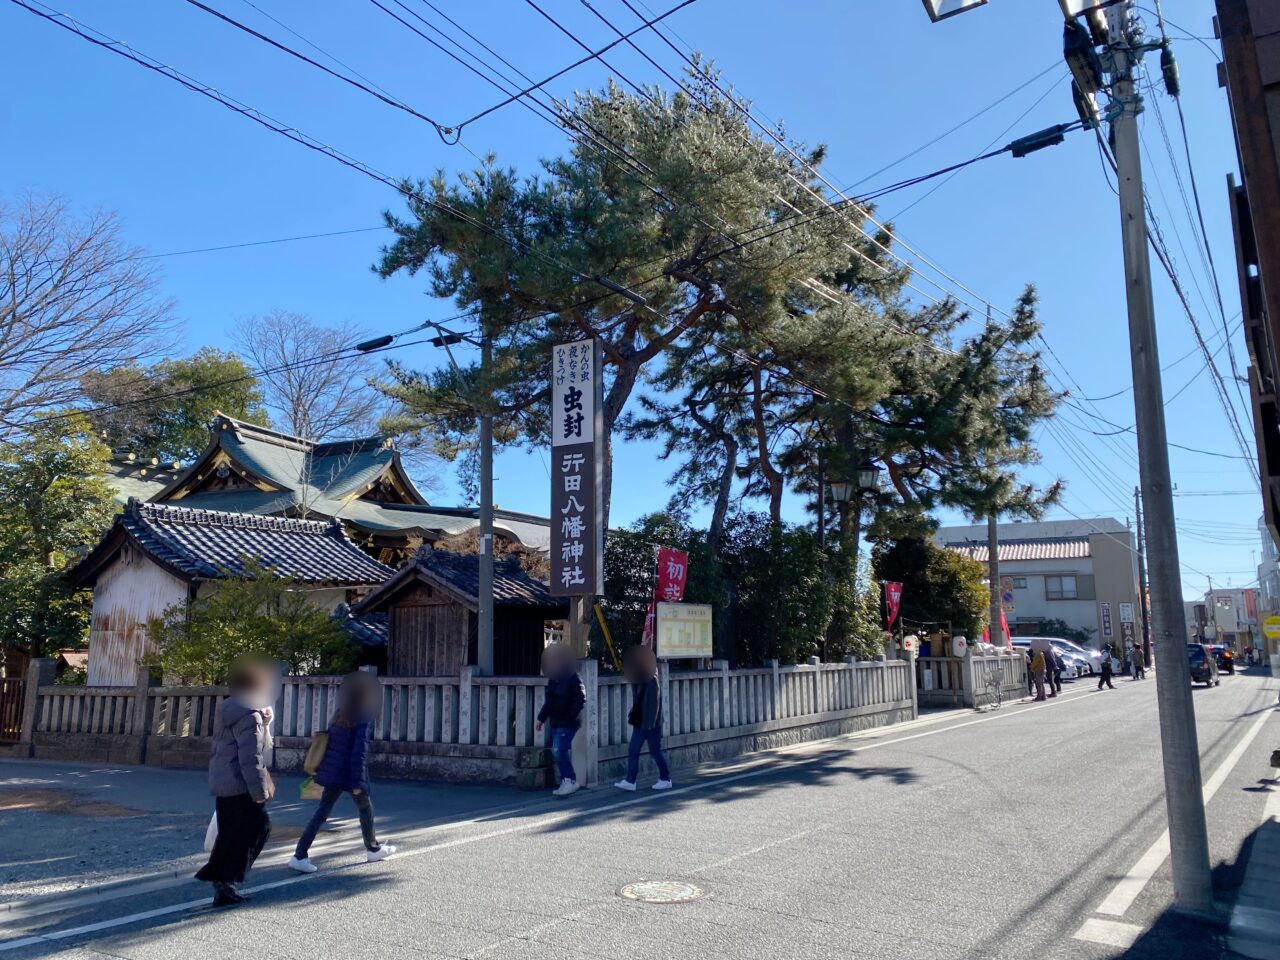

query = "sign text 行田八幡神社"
[550,339,603,596]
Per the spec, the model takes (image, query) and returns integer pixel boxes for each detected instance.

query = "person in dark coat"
[196,655,278,907]
[616,645,671,792]
[289,672,395,873]
[1048,650,1063,697]
[535,644,586,797]
[1097,643,1116,690]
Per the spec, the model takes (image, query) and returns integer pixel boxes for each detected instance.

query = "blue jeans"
[295,785,378,858]
[551,726,576,781]
[626,727,670,783]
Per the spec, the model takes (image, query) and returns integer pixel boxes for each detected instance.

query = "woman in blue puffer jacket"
[289,672,396,873]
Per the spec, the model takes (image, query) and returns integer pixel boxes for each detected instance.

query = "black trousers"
[1097,667,1115,690]
[196,792,271,884]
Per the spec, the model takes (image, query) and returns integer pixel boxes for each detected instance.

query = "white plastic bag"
[203,810,218,853]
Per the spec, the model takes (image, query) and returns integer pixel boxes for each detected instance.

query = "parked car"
[1012,639,1081,679]
[1050,638,1103,676]
[1208,644,1235,675]
[1187,643,1220,686]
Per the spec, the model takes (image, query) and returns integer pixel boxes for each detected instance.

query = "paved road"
[1,669,1276,960]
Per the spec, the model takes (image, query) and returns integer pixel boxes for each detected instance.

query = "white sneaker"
[614,779,637,792]
[287,857,317,874]
[367,844,397,863]
[651,780,673,791]
[553,779,579,797]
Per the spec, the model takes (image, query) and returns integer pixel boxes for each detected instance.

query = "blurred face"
[625,645,656,682]
[541,644,574,678]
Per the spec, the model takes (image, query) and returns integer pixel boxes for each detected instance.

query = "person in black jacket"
[536,644,586,797]
[616,645,671,792]
[289,672,395,873]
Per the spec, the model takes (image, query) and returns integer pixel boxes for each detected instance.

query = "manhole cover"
[618,880,706,904]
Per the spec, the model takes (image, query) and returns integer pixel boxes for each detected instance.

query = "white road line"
[1092,707,1275,918]
[0,686,1105,952]
[1074,918,1145,948]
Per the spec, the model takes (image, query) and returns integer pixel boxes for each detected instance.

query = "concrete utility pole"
[477,329,495,676]
[987,514,1003,645]
[1134,486,1153,664]
[1109,2,1213,913]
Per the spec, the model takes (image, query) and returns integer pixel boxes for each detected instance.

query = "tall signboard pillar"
[550,339,605,657]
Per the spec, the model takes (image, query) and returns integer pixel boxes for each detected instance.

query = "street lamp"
[827,457,882,562]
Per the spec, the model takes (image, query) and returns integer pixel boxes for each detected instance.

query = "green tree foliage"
[597,512,883,667]
[147,558,354,684]
[373,72,1059,534]
[0,417,115,659]
[872,537,989,639]
[372,75,899,526]
[82,348,268,462]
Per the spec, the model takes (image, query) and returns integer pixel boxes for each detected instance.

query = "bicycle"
[984,671,1004,710]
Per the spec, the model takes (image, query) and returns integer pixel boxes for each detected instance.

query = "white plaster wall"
[86,545,188,686]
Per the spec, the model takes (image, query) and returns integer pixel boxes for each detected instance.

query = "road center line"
[0,685,1106,952]
[1092,707,1276,919]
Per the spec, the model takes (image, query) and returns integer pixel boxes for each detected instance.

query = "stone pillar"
[132,665,159,764]
[900,647,918,719]
[961,649,977,709]
[457,665,474,745]
[767,659,780,721]
[658,659,672,736]
[572,657,598,786]
[712,659,730,729]
[18,658,55,754]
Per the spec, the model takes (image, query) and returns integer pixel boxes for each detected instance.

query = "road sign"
[1263,615,1280,640]
[1119,601,1135,624]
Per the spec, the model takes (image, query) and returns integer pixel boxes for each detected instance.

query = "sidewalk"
[0,702,983,911]
[0,759,534,903]
[1229,774,1280,960]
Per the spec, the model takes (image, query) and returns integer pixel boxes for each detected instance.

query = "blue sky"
[0,0,1259,599]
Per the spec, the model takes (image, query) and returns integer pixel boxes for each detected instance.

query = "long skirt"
[195,792,271,884]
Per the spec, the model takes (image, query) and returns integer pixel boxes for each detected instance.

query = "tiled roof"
[945,537,1092,563]
[355,548,568,615]
[335,609,389,647]
[73,500,395,586]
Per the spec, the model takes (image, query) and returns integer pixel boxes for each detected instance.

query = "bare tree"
[233,311,385,441]
[0,194,172,437]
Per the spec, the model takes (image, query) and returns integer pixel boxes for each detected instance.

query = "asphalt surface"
[0,668,1276,960]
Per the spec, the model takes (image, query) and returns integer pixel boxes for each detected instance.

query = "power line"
[136,225,389,259]
[181,0,448,133]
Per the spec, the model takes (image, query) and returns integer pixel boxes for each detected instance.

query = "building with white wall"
[938,517,1141,651]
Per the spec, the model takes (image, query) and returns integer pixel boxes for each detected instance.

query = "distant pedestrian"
[196,655,278,907]
[1048,650,1063,697]
[1132,646,1146,680]
[535,644,586,797]
[1031,650,1047,701]
[1025,648,1035,695]
[616,645,672,792]
[1097,646,1115,690]
[289,672,395,874]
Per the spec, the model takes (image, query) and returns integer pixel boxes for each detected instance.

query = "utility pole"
[1109,2,1212,913]
[477,328,495,676]
[987,514,1004,646]
[1134,486,1153,664]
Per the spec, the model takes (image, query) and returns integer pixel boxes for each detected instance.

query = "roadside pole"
[1109,4,1213,913]
[987,514,1003,646]
[477,328,495,676]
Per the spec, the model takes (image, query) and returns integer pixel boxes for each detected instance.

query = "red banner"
[656,547,689,602]
[642,547,689,645]
[884,582,903,629]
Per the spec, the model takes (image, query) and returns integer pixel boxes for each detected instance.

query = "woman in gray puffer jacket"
[196,656,277,907]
